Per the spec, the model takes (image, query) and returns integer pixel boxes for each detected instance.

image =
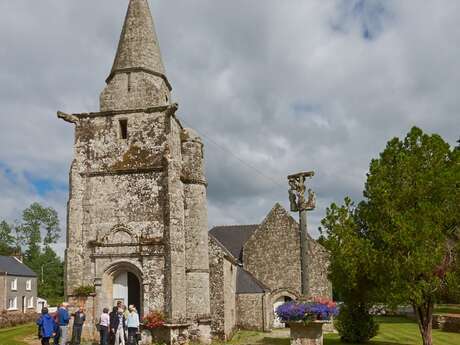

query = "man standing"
[58,302,70,345]
[71,306,86,345]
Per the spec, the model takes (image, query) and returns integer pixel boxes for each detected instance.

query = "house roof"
[209,225,258,262]
[0,256,37,277]
[236,266,269,294]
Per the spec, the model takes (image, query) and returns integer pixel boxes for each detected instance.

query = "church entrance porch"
[100,261,144,317]
[113,271,142,314]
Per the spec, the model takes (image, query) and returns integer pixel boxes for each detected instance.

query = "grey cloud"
[0,0,459,256]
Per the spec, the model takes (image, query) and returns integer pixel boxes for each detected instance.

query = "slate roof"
[0,256,37,277]
[209,225,258,263]
[236,267,269,294]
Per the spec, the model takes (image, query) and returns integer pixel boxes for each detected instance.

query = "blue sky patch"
[332,0,390,41]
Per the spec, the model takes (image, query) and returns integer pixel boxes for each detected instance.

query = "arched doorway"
[273,296,293,328]
[102,261,143,316]
[113,272,142,314]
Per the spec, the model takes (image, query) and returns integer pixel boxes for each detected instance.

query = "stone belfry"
[59,0,211,342]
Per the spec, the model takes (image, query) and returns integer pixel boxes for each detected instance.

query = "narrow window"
[26,279,31,291]
[127,72,132,92]
[11,278,17,291]
[119,119,128,140]
[28,297,34,308]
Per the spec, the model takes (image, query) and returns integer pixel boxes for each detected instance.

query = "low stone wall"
[237,293,270,331]
[0,310,38,329]
[433,314,460,333]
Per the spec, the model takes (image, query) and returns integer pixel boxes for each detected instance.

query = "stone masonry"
[209,204,331,339]
[60,1,211,343]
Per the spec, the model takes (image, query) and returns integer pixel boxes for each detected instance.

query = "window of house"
[8,297,17,310]
[11,278,17,291]
[119,119,128,140]
[28,297,34,308]
[26,279,32,291]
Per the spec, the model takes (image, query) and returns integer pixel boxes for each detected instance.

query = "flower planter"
[287,321,331,345]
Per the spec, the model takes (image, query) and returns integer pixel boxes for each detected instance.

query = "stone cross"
[288,171,316,297]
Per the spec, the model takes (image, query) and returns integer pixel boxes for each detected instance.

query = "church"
[60,1,331,343]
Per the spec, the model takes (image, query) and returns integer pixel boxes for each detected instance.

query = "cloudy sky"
[0,0,458,255]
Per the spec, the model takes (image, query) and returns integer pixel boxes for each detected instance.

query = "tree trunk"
[412,301,434,345]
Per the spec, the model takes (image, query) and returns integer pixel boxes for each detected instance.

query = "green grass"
[229,317,460,345]
[0,323,37,345]
[434,304,460,315]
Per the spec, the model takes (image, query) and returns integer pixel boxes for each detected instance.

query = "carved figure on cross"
[288,171,316,212]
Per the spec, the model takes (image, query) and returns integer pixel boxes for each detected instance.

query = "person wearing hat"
[37,307,58,345]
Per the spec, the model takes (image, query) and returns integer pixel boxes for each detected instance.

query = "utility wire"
[179,118,286,189]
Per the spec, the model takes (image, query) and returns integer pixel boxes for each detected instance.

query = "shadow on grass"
[258,336,411,345]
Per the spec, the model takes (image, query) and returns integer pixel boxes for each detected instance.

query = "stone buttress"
[60,1,211,343]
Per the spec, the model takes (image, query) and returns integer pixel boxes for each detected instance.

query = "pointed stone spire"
[100,0,171,111]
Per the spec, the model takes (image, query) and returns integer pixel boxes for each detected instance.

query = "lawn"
[434,304,460,315]
[227,317,460,345]
[3,317,460,345]
[0,323,37,345]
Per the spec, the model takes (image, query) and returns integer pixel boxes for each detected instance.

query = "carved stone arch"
[99,260,144,316]
[270,289,300,329]
[103,260,143,281]
[101,224,138,244]
[270,288,300,303]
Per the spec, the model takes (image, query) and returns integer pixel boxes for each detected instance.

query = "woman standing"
[99,308,110,345]
[126,305,140,345]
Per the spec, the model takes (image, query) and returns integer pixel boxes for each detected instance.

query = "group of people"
[98,301,140,345]
[36,303,85,345]
[36,301,140,345]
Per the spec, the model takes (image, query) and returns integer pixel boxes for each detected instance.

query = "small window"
[11,278,17,291]
[8,297,17,310]
[119,119,128,140]
[28,297,34,308]
[26,280,32,291]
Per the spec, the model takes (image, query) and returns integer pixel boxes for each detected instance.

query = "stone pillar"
[181,128,212,340]
[164,119,187,322]
[288,322,325,345]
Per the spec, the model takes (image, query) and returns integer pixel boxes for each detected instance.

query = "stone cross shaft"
[288,171,316,297]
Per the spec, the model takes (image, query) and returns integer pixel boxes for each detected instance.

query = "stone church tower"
[60,0,211,341]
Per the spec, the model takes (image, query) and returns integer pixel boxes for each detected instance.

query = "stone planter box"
[287,321,331,345]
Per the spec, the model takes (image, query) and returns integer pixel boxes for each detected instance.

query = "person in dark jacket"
[52,311,60,345]
[109,306,119,345]
[71,306,86,345]
[37,307,58,345]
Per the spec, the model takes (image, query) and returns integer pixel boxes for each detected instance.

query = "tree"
[1,203,64,300]
[0,221,15,255]
[361,127,459,345]
[320,198,379,343]
[321,127,459,345]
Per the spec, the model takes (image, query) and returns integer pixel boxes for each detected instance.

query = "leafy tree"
[361,127,459,345]
[0,221,15,255]
[1,203,64,300]
[320,198,379,343]
[321,127,459,345]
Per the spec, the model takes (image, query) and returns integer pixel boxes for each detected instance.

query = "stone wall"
[208,237,237,340]
[433,314,460,333]
[236,293,270,331]
[243,203,331,299]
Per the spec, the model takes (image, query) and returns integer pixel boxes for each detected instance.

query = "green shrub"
[73,285,95,297]
[335,303,379,343]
